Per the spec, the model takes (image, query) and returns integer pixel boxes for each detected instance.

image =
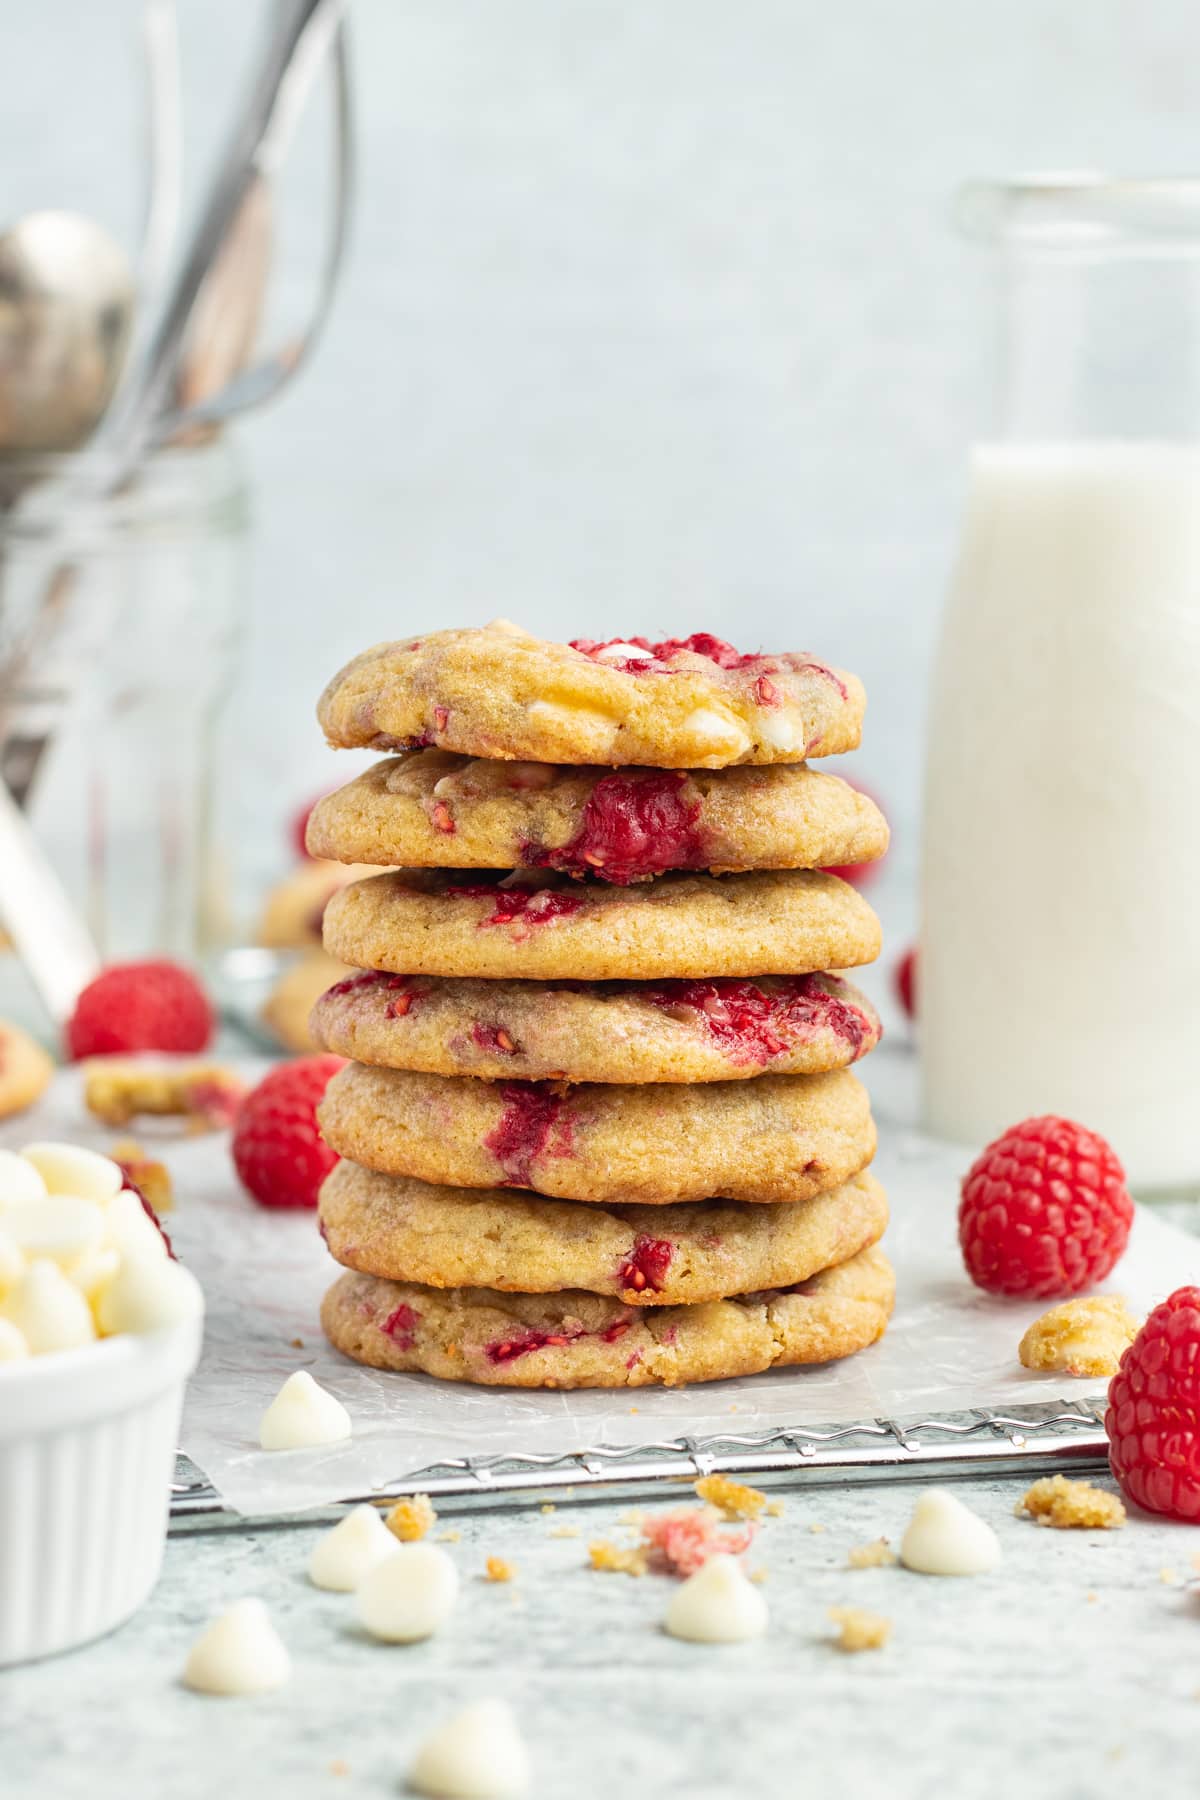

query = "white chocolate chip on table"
[408,1699,531,1800]
[356,1542,460,1642]
[664,1553,769,1644]
[182,1598,291,1696]
[900,1489,1002,1577]
[308,1504,397,1591]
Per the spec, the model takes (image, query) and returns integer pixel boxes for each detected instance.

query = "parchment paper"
[8,1053,1199,1517]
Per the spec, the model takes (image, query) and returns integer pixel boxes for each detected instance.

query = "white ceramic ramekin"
[0,1314,203,1665]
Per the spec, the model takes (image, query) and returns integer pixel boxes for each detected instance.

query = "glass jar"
[0,437,250,964]
[921,177,1200,1195]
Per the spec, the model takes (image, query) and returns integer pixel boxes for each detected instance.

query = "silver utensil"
[0,211,135,461]
[0,777,98,1023]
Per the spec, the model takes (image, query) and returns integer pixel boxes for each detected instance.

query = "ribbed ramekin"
[0,1314,203,1665]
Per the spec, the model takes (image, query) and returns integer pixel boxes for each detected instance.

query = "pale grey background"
[8,0,1200,927]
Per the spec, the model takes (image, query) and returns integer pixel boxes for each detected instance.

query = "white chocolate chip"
[591,641,655,665]
[259,1370,352,1451]
[20,1143,122,1202]
[308,1504,397,1592]
[0,1317,30,1360]
[663,1553,768,1644]
[900,1489,1002,1576]
[96,1251,203,1337]
[103,1187,170,1261]
[408,1699,530,1799]
[680,707,752,759]
[526,698,621,742]
[0,1148,48,1206]
[182,1598,290,1696]
[0,1259,96,1353]
[356,1542,459,1642]
[755,709,805,752]
[0,1228,24,1295]
[3,1196,106,1264]
[67,1243,121,1302]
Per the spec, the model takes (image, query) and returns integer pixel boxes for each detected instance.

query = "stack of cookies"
[307,621,894,1390]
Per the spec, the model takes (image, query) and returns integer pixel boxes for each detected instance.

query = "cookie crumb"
[329,1760,350,1777]
[1160,1566,1178,1586]
[386,1494,437,1542]
[694,1474,767,1521]
[550,1524,580,1539]
[540,1503,556,1515]
[110,1138,174,1213]
[764,1499,784,1519]
[290,1337,304,1349]
[829,1605,891,1652]
[809,1522,826,1535]
[749,1568,768,1584]
[848,1537,897,1570]
[485,1556,516,1583]
[88,1062,244,1131]
[1086,1591,1099,1604]
[1018,1295,1140,1378]
[1016,1476,1126,1531]
[589,1539,648,1577]
[618,1508,644,1527]
[436,1529,462,1544]
[640,1506,755,1576]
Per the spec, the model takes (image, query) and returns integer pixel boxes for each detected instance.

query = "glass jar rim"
[956,173,1200,251]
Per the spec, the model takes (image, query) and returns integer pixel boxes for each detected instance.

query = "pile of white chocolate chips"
[0,1143,202,1359]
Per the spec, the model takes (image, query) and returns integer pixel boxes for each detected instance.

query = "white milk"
[921,441,1200,1190]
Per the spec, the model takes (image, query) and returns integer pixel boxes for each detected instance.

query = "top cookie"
[318,621,865,770]
[306,751,889,883]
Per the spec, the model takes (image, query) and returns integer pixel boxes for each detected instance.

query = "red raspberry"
[958,1115,1133,1297]
[290,792,329,860]
[65,960,214,1060]
[894,946,917,1019]
[1106,1288,1200,1519]
[232,1055,345,1209]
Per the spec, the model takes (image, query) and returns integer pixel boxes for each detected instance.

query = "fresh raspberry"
[1106,1289,1200,1519]
[958,1116,1133,1297]
[65,960,214,1060]
[894,946,916,1019]
[232,1055,345,1209]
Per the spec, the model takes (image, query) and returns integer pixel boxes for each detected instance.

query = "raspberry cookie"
[306,752,889,884]
[322,868,881,982]
[319,1161,888,1303]
[256,859,380,950]
[0,1020,54,1119]
[317,621,864,770]
[310,969,881,1084]
[317,1063,875,1203]
[320,1243,895,1388]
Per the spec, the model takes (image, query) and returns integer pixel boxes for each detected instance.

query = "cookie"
[310,969,880,1084]
[319,1161,888,1304]
[322,868,881,982]
[306,752,889,884]
[261,950,354,1053]
[317,621,864,769]
[320,1244,894,1388]
[256,859,381,951]
[0,1020,54,1119]
[317,1063,875,1203]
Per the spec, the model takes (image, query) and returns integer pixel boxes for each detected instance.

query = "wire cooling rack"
[169,1396,1108,1532]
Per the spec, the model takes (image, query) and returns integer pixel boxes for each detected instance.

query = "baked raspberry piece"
[232,1054,345,1209]
[528,770,705,884]
[1106,1288,1200,1519]
[65,960,214,1060]
[958,1115,1133,1297]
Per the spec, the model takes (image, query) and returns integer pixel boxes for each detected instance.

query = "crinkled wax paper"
[7,1050,1199,1517]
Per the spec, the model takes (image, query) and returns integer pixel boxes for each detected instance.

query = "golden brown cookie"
[256,859,380,951]
[319,1161,888,1305]
[0,1020,54,1119]
[317,1063,875,1204]
[322,868,881,982]
[306,752,889,883]
[318,621,864,769]
[310,969,880,1084]
[260,950,354,1053]
[320,1244,895,1388]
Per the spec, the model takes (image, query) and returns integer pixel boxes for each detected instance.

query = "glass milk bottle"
[921,177,1200,1194]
